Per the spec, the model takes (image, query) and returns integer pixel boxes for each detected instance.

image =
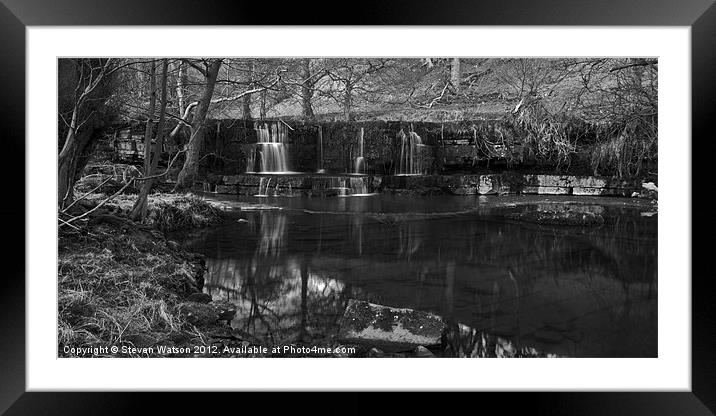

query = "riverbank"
[58,193,234,357]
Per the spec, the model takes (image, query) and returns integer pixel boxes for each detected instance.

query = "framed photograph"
[3,0,711,413]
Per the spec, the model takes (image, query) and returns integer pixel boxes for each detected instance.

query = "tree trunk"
[260,90,267,120]
[175,59,222,190]
[132,59,169,221]
[300,58,315,120]
[451,58,461,93]
[57,59,116,209]
[58,127,95,208]
[242,61,254,120]
[242,94,252,120]
[142,62,157,176]
[175,61,186,116]
[343,83,352,122]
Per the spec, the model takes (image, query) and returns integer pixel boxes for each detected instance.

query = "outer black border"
[1,1,712,414]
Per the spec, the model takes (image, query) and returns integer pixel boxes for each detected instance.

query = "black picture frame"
[1,0,711,414]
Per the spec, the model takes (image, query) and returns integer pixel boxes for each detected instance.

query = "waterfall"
[397,128,424,175]
[317,126,325,173]
[354,127,365,174]
[246,121,290,173]
[256,177,273,197]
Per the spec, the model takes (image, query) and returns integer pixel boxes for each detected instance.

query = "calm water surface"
[173,194,657,357]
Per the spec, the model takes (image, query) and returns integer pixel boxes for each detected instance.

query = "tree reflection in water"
[173,196,657,357]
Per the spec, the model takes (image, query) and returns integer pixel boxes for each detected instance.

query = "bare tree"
[58,58,122,209]
[300,58,316,120]
[450,58,461,93]
[141,61,157,177]
[323,58,390,121]
[131,59,169,221]
[174,59,223,190]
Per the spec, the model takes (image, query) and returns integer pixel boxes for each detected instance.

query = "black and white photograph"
[1,0,707,408]
[57,56,659,359]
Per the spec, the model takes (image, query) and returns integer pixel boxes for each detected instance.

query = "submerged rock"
[337,299,446,351]
[368,347,386,358]
[178,302,220,326]
[506,209,604,227]
[209,300,237,321]
[413,346,436,358]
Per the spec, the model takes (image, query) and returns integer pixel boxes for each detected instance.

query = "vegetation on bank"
[58,192,225,357]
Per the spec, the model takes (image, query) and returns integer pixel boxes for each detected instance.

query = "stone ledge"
[209,173,645,197]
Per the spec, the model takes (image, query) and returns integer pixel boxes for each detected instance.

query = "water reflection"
[175,195,657,357]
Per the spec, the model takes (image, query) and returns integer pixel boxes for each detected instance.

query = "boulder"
[337,299,446,351]
[210,300,237,321]
[368,347,385,358]
[477,175,497,195]
[413,346,436,358]
[178,302,220,326]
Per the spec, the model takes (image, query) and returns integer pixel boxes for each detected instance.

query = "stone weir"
[204,173,645,197]
[214,174,382,197]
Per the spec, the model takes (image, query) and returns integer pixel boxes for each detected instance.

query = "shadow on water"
[172,195,657,357]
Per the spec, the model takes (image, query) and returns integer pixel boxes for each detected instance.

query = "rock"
[642,182,658,192]
[495,337,516,358]
[205,325,234,339]
[209,300,237,321]
[186,292,213,304]
[368,348,385,358]
[413,346,435,358]
[478,175,497,194]
[522,186,571,195]
[575,187,626,196]
[506,210,604,227]
[178,302,220,326]
[637,182,658,199]
[337,299,446,351]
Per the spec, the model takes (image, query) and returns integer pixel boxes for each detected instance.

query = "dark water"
[172,194,658,357]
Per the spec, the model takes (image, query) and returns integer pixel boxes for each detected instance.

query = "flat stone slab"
[337,299,446,351]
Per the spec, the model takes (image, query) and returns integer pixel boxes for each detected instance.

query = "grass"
[58,191,225,357]
[79,192,224,232]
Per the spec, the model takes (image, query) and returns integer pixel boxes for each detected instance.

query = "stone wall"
[109,117,653,180]
[199,118,540,176]
[204,173,643,197]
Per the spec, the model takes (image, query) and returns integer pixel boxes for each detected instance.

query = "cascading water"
[354,127,365,174]
[397,128,424,175]
[256,177,273,197]
[317,126,325,174]
[246,121,290,173]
